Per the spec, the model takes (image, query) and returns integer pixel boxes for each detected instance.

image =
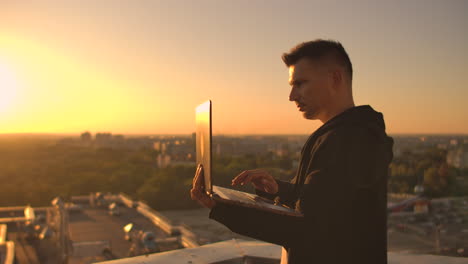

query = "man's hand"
[231,169,278,194]
[190,164,216,209]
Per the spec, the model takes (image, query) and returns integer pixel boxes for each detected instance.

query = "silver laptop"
[196,100,303,217]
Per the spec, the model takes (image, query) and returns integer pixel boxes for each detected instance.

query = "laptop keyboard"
[212,185,302,216]
[213,186,274,205]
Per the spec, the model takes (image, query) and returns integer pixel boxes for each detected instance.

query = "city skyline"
[1,0,467,135]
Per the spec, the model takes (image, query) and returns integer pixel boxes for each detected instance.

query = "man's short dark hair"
[282,39,353,80]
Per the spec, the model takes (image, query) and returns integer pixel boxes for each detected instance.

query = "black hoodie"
[210,105,394,264]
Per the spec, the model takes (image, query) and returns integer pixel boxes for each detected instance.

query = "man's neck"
[319,102,356,124]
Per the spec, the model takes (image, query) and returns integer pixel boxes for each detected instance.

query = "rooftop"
[1,194,467,264]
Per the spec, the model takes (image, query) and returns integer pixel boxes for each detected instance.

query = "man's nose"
[289,87,298,102]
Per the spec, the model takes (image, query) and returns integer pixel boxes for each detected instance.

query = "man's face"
[288,58,332,120]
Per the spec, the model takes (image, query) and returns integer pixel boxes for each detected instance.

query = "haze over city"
[1,0,467,135]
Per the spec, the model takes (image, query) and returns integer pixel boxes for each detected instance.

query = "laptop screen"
[195,100,212,194]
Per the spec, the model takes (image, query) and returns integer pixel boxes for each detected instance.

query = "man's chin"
[302,111,316,120]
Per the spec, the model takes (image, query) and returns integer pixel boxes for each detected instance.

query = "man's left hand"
[190,164,216,209]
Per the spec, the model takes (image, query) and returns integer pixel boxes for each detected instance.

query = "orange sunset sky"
[1,0,467,135]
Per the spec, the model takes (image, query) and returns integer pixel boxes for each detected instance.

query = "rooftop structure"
[1,193,467,264]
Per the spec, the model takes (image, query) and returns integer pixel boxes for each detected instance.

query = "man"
[191,39,394,264]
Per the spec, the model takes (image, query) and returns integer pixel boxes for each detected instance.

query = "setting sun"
[0,61,19,114]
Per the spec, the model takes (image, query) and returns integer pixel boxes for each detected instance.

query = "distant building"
[447,146,468,169]
[437,143,448,150]
[215,143,221,156]
[275,143,290,158]
[81,131,92,141]
[153,141,161,152]
[96,132,112,143]
[157,154,171,168]
[113,134,125,141]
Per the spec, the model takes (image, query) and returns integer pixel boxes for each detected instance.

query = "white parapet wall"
[96,240,468,264]
[96,239,281,264]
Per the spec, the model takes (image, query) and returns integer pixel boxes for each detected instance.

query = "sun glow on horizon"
[0,61,20,115]
[0,33,166,134]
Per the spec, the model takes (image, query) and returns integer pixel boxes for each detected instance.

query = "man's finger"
[243,171,265,186]
[232,170,250,185]
[193,165,204,188]
[232,170,249,184]
[234,172,257,186]
[191,187,215,208]
[263,180,274,192]
[192,164,201,186]
[190,188,200,201]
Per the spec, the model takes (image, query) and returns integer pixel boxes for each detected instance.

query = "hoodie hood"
[319,105,386,133]
[314,105,394,163]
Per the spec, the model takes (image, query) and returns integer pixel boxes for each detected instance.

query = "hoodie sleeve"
[209,126,390,249]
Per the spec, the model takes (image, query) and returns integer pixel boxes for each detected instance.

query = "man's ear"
[331,69,342,91]
[327,68,342,95]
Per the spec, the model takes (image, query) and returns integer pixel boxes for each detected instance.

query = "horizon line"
[1,132,468,137]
